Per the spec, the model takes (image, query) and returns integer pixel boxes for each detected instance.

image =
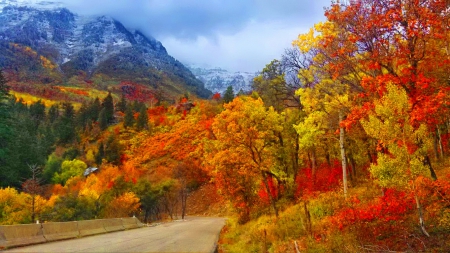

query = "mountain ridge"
[186,63,255,95]
[0,3,212,98]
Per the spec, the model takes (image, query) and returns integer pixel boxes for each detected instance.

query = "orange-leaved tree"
[207,96,283,222]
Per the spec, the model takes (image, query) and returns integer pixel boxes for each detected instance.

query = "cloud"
[61,0,330,39]
[163,20,308,72]
[58,0,331,72]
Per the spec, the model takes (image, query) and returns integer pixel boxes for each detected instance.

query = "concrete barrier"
[101,218,124,232]
[121,217,139,229]
[0,224,46,248]
[0,217,145,249]
[42,221,79,242]
[135,218,145,228]
[77,220,107,237]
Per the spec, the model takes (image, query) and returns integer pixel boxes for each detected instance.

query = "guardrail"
[0,217,145,250]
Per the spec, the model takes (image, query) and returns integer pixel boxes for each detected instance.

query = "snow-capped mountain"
[0,0,63,11]
[186,63,255,95]
[0,2,211,98]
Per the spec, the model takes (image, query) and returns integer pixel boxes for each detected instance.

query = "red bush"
[295,160,342,197]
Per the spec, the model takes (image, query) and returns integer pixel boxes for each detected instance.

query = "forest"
[1,0,450,252]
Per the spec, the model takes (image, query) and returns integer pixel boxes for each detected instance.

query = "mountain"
[0,2,212,98]
[186,63,255,95]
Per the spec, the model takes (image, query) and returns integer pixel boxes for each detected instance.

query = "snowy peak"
[0,0,63,11]
[186,64,255,95]
[0,4,211,98]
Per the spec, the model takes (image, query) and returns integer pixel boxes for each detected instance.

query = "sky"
[58,0,331,72]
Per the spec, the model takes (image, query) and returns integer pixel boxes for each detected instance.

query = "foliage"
[52,159,87,185]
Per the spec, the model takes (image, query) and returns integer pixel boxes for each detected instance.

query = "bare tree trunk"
[437,127,445,158]
[339,112,348,199]
[434,129,439,159]
[303,201,312,236]
[424,155,437,181]
[180,186,188,220]
[32,195,35,223]
[413,183,430,237]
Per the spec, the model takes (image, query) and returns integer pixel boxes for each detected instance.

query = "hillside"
[0,4,211,99]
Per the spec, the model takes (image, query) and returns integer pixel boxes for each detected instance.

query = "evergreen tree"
[29,100,46,125]
[95,142,104,166]
[104,134,122,165]
[76,102,90,129]
[136,105,148,131]
[98,108,108,130]
[124,105,134,129]
[132,100,144,113]
[117,94,127,113]
[223,85,235,103]
[47,104,59,123]
[0,70,16,187]
[56,102,76,144]
[89,97,101,122]
[102,92,114,123]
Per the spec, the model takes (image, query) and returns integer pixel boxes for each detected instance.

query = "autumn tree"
[253,59,299,111]
[320,0,450,176]
[52,159,87,185]
[208,96,283,220]
[361,84,433,236]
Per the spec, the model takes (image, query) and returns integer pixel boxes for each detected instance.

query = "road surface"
[3,217,225,253]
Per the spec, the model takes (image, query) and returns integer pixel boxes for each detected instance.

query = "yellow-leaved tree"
[361,83,433,236]
[207,96,283,222]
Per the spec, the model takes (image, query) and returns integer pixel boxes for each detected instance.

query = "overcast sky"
[59,0,331,72]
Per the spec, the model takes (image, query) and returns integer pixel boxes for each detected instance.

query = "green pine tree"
[102,92,114,123]
[95,142,104,166]
[124,105,135,129]
[105,134,122,165]
[0,70,16,187]
[98,108,108,131]
[223,85,235,103]
[117,94,127,113]
[136,106,148,131]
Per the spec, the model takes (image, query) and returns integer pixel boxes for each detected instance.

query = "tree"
[136,105,148,131]
[104,134,123,165]
[361,84,433,236]
[222,85,234,104]
[123,105,134,129]
[102,92,114,123]
[56,102,76,144]
[43,154,63,183]
[47,104,59,124]
[0,70,15,187]
[98,108,108,131]
[52,159,87,185]
[95,142,105,166]
[116,94,127,113]
[209,96,283,220]
[22,164,44,223]
[252,59,298,111]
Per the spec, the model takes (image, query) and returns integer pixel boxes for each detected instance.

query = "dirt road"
[3,217,225,253]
